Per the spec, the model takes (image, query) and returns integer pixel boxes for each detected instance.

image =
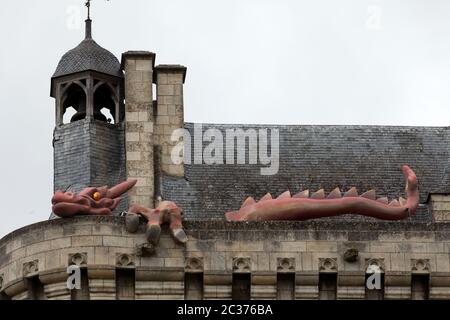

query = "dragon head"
[52,179,137,218]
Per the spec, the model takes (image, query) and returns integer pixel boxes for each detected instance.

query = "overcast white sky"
[1,0,450,238]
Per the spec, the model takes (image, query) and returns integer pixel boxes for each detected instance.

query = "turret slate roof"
[52,38,123,79]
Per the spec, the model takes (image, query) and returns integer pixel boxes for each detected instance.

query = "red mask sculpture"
[125,201,187,245]
[52,179,138,218]
[225,165,420,222]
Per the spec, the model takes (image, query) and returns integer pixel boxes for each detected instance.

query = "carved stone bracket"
[185,257,204,273]
[23,260,39,278]
[68,253,88,267]
[277,258,295,273]
[343,248,359,262]
[411,259,430,274]
[233,257,251,273]
[135,243,156,257]
[116,254,135,268]
[0,274,4,290]
[319,258,338,273]
[365,258,385,273]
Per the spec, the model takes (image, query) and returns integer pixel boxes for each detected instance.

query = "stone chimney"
[121,51,156,208]
[154,65,187,178]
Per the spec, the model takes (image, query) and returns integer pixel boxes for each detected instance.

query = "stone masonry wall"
[0,217,449,300]
[122,52,156,208]
[430,195,450,222]
[154,65,187,178]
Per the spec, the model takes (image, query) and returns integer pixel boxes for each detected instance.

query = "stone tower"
[50,17,127,211]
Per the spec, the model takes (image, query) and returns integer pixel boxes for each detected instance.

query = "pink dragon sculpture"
[52,179,187,245]
[125,202,187,245]
[52,179,138,217]
[225,165,420,222]
[52,165,419,244]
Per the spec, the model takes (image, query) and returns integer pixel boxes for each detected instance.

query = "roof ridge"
[184,122,450,130]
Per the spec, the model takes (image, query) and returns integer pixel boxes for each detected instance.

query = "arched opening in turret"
[94,83,117,124]
[63,107,77,125]
[62,83,87,124]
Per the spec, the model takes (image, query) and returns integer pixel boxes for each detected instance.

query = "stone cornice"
[2,216,450,246]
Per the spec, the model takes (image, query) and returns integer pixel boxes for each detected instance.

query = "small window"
[71,267,90,300]
[411,274,430,300]
[116,268,135,300]
[365,272,385,300]
[277,273,295,300]
[232,273,251,300]
[185,273,204,300]
[26,276,46,300]
[318,273,337,300]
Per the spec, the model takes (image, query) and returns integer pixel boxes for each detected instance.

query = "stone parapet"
[0,217,449,300]
[430,194,450,222]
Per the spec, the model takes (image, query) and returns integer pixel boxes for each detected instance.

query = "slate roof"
[52,38,123,79]
[163,123,450,221]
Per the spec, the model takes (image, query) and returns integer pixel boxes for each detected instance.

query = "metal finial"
[85,0,92,39]
[85,0,91,20]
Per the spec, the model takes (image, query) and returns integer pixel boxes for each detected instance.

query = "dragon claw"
[125,213,140,233]
[131,201,187,246]
[171,228,188,244]
[146,224,162,245]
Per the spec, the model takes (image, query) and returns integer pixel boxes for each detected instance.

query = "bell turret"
[50,2,127,215]
[51,14,123,125]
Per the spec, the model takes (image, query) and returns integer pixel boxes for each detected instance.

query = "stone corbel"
[233,257,251,273]
[365,258,385,273]
[68,253,88,267]
[277,258,295,273]
[319,258,338,273]
[411,259,431,274]
[116,253,135,268]
[23,260,39,278]
[185,257,204,273]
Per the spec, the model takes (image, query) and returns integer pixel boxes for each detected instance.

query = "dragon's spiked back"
[225,165,419,222]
